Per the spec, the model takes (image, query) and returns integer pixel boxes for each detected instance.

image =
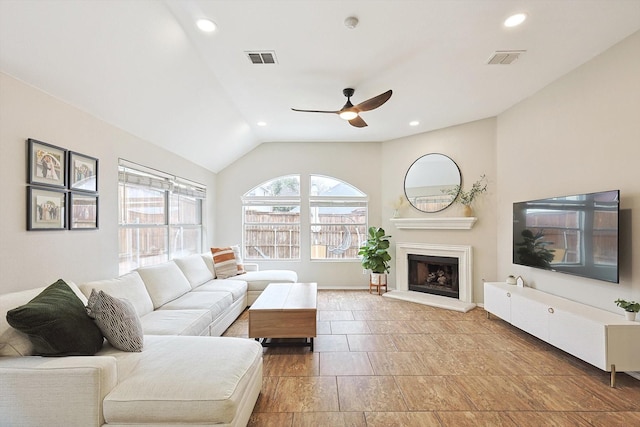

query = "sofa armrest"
[0,355,117,427]
[244,263,259,272]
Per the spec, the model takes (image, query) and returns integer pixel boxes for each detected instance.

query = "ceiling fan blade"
[349,116,368,128]
[291,108,339,114]
[354,90,393,112]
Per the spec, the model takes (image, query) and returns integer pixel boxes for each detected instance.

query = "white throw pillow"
[230,245,246,275]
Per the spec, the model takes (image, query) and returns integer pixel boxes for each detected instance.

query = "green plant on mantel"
[615,299,640,313]
[445,174,488,206]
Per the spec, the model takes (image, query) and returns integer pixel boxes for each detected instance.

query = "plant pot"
[370,273,387,285]
[462,205,473,217]
[624,311,637,321]
[369,272,388,295]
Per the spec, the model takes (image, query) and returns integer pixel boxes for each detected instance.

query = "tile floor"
[222,290,640,426]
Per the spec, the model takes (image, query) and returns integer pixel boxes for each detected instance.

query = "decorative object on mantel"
[614,299,640,321]
[390,195,407,218]
[358,227,391,295]
[516,275,524,287]
[506,275,517,285]
[389,217,477,230]
[443,174,487,217]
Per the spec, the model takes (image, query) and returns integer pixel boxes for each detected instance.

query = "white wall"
[0,73,217,293]
[215,141,382,288]
[496,31,640,313]
[215,120,498,297]
[381,118,498,303]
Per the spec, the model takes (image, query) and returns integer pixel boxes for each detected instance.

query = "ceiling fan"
[291,88,392,128]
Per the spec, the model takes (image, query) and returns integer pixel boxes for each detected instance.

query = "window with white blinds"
[118,160,206,274]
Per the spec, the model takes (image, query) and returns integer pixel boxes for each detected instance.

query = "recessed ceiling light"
[504,13,527,28]
[257,121,267,127]
[409,121,420,127]
[196,18,216,33]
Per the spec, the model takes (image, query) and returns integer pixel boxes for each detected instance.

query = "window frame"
[242,174,301,261]
[118,159,206,275]
[241,174,368,262]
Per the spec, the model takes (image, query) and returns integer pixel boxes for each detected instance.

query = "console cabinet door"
[484,283,511,322]
[510,292,549,341]
[548,308,606,369]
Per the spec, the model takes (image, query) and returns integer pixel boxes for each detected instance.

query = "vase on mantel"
[625,311,637,321]
[462,205,473,217]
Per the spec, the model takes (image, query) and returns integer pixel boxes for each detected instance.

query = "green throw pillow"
[6,279,104,356]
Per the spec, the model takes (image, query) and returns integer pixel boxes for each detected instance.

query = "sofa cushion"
[6,280,104,356]
[211,247,243,279]
[102,335,263,425]
[80,271,154,317]
[137,262,192,309]
[200,253,216,277]
[192,279,248,302]
[139,310,212,336]
[174,254,215,289]
[242,270,299,292]
[158,291,233,320]
[87,290,144,352]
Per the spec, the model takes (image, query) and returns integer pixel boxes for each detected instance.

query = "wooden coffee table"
[249,283,317,351]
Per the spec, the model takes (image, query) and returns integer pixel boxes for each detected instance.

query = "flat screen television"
[513,189,619,283]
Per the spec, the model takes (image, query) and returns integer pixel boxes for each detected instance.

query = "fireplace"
[408,254,459,299]
[383,242,476,312]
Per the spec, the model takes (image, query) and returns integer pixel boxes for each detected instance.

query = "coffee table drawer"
[249,309,316,338]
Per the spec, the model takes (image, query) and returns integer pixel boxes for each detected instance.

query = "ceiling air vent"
[487,50,526,65]
[246,51,277,64]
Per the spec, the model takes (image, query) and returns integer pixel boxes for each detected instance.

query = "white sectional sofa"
[0,253,297,426]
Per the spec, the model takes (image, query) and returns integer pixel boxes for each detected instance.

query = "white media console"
[484,282,640,387]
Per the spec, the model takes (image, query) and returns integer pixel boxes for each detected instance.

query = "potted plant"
[615,299,640,321]
[444,174,488,216]
[358,227,392,291]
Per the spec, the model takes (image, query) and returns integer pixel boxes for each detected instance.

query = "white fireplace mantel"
[384,242,477,312]
[389,217,477,230]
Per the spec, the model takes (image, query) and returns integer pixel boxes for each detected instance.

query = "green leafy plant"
[444,174,488,206]
[515,229,556,268]
[358,227,392,274]
[615,299,640,313]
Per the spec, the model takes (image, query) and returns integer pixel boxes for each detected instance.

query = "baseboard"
[627,371,640,381]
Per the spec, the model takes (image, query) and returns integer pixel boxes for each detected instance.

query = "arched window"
[310,175,367,260]
[242,175,301,260]
[241,174,367,261]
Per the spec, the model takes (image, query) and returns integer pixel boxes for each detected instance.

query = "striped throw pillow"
[211,247,240,279]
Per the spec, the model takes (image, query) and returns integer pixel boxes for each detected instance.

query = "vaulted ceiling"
[1,1,639,172]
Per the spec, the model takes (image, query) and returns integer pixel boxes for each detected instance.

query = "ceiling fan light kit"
[291,87,392,128]
[339,110,358,120]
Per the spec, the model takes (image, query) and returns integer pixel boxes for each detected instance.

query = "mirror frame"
[404,153,461,213]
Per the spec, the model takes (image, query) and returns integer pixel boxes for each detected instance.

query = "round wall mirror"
[404,153,461,213]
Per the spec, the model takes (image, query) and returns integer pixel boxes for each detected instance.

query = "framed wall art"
[27,138,66,188]
[69,192,99,230]
[27,186,67,230]
[68,151,98,192]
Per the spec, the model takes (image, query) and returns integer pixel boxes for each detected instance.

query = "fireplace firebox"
[408,254,459,299]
